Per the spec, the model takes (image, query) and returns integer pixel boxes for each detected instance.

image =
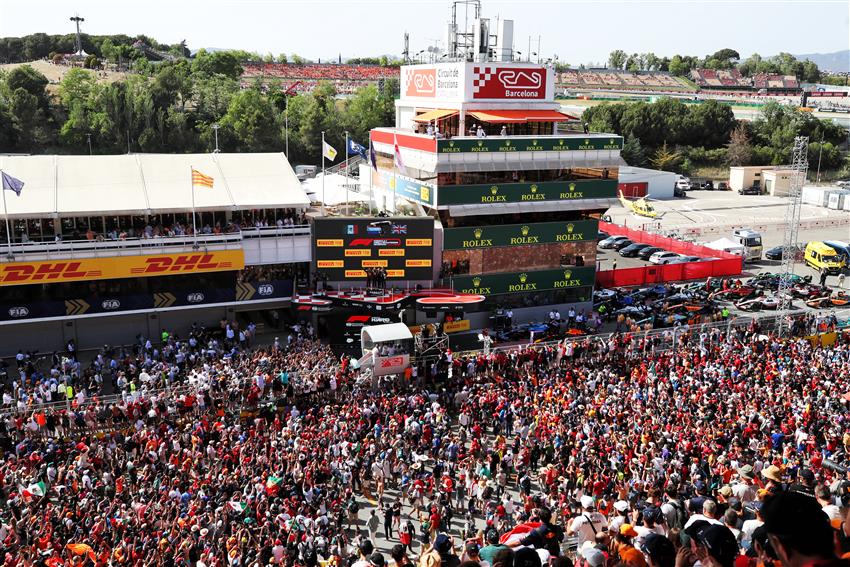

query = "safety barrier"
[598,222,743,287]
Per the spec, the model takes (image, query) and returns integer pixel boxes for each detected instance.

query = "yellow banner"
[379,249,405,257]
[406,238,432,247]
[443,319,471,333]
[0,250,245,287]
[316,239,344,247]
[317,260,345,268]
[406,259,432,267]
[345,249,372,257]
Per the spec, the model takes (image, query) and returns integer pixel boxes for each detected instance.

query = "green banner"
[444,219,598,250]
[450,266,595,295]
[437,136,623,154]
[437,179,617,206]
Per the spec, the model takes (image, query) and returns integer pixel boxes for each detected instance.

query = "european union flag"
[1,172,24,196]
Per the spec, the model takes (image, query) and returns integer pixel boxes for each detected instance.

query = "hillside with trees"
[0,52,397,164]
[583,99,848,177]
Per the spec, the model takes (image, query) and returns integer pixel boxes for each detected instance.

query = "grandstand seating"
[555,69,692,91]
[753,73,800,90]
[241,63,397,94]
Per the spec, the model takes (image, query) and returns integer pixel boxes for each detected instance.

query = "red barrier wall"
[597,222,743,287]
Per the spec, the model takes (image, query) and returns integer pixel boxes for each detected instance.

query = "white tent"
[0,153,310,218]
[704,237,744,256]
[302,173,371,206]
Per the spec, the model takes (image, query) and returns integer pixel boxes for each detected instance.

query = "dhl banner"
[0,250,245,287]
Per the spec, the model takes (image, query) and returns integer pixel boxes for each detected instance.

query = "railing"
[446,309,849,361]
[2,226,312,260]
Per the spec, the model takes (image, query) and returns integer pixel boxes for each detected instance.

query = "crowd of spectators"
[556,70,688,90]
[241,63,397,95]
[2,314,850,567]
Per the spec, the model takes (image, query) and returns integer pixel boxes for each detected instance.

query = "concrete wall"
[729,166,765,191]
[763,170,794,197]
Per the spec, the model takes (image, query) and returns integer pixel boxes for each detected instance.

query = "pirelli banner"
[444,219,597,250]
[0,250,245,287]
[437,179,617,206]
[313,217,435,281]
[450,266,595,296]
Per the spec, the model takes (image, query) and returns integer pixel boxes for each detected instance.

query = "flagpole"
[392,133,398,215]
[1,170,12,259]
[190,166,198,250]
[321,131,326,216]
[344,130,350,212]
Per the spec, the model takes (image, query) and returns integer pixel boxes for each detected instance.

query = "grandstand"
[753,73,800,91]
[689,68,748,89]
[555,69,694,92]
[241,62,398,94]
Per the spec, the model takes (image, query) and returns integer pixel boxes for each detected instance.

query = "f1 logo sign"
[405,68,436,97]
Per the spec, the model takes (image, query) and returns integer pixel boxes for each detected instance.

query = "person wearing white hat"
[608,500,630,535]
[568,495,608,548]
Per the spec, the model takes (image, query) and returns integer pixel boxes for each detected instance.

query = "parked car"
[637,246,665,260]
[619,243,652,257]
[598,235,630,249]
[597,230,610,242]
[649,251,681,265]
[612,238,635,251]
[739,185,761,195]
[675,177,691,191]
[674,185,687,198]
[717,182,729,191]
[764,244,803,261]
[669,255,702,264]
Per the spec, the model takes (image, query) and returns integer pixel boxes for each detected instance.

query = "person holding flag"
[1,170,24,256]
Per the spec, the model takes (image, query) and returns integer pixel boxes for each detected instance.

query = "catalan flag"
[191,168,214,189]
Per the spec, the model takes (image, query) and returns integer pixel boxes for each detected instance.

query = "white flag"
[322,141,337,161]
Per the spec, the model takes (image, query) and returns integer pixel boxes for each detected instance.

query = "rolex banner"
[450,266,595,296]
[437,179,617,206]
[443,219,598,250]
[436,136,623,154]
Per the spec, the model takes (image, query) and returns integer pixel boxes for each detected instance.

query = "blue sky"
[1,0,847,65]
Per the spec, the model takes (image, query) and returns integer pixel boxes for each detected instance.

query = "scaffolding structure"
[777,136,809,336]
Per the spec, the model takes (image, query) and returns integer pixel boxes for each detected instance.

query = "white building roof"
[0,153,309,218]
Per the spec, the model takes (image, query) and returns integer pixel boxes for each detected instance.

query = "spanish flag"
[191,168,214,189]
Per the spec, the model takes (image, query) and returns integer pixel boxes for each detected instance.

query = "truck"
[731,228,763,262]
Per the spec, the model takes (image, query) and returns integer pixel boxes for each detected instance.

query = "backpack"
[668,500,687,530]
[348,500,360,514]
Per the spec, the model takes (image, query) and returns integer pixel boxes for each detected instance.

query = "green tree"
[725,124,753,166]
[650,142,682,171]
[621,136,647,167]
[607,50,627,70]
[58,68,97,108]
[219,88,282,151]
[6,65,49,102]
[100,38,116,64]
[342,84,394,143]
[192,49,243,79]
[8,87,41,149]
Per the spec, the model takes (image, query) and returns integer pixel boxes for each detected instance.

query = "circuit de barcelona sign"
[437,179,617,206]
[450,266,595,295]
[444,219,598,250]
[436,136,623,154]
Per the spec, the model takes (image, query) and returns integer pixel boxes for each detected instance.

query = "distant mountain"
[792,50,849,74]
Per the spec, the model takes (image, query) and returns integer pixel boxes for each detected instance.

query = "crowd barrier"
[598,222,743,287]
